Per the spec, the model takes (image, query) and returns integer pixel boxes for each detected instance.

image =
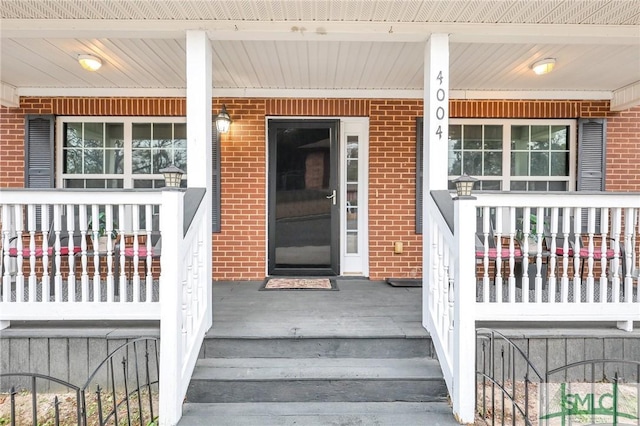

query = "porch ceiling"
[1,0,639,109]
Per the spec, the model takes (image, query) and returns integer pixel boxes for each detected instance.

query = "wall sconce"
[159,164,185,188]
[78,54,102,71]
[453,173,478,198]
[530,58,556,75]
[215,104,232,134]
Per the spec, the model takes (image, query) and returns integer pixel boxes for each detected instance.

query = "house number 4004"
[435,71,446,140]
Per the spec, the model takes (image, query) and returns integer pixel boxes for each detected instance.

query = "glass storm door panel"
[268,120,339,276]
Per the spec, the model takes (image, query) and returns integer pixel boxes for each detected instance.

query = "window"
[57,117,187,189]
[448,119,576,191]
[416,118,577,233]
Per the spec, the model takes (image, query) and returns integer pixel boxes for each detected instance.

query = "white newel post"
[159,190,185,426]
[453,198,477,424]
[422,34,450,328]
[186,30,213,328]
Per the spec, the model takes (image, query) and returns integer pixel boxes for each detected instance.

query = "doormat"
[386,278,422,287]
[260,278,338,291]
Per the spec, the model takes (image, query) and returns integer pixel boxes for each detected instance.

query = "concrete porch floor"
[209,279,428,339]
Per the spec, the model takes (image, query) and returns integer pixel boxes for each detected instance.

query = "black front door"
[268,119,339,276]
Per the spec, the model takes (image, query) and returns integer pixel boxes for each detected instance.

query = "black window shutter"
[25,115,54,230]
[212,119,221,232]
[577,118,606,231]
[416,117,424,234]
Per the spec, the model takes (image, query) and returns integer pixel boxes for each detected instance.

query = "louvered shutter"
[416,117,424,234]
[577,118,606,232]
[25,115,54,230]
[212,119,221,232]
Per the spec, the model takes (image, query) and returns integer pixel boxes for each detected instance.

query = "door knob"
[326,190,337,205]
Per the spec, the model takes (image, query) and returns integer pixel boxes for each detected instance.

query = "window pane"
[483,125,502,149]
[347,135,359,159]
[449,125,462,149]
[86,179,106,189]
[530,126,549,150]
[550,152,568,176]
[105,123,124,148]
[550,126,568,150]
[347,159,358,181]
[464,125,482,149]
[64,149,82,173]
[65,123,83,147]
[448,151,462,175]
[84,122,104,148]
[133,149,151,174]
[549,181,568,191]
[347,211,358,230]
[463,151,482,175]
[174,149,187,172]
[480,181,501,190]
[84,149,104,173]
[484,151,502,176]
[152,123,173,148]
[153,148,171,173]
[106,179,123,189]
[510,181,527,191]
[64,179,84,188]
[511,126,529,150]
[529,181,548,191]
[511,152,529,176]
[133,123,151,148]
[530,152,549,176]
[347,233,358,253]
[105,149,124,174]
[174,123,187,148]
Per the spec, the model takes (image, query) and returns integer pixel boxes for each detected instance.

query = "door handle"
[326,190,337,205]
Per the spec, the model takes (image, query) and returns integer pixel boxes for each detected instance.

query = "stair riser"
[201,337,434,359]
[186,379,448,403]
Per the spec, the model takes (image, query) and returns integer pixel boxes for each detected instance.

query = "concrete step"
[178,402,459,426]
[186,357,448,403]
[200,336,434,359]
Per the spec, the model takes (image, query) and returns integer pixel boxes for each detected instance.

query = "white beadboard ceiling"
[1,0,639,108]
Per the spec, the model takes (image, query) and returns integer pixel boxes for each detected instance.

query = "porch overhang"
[1,0,639,109]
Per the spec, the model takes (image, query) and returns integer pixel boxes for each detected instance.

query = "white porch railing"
[425,191,640,424]
[0,188,212,425]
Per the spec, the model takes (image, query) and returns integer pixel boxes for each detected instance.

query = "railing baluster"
[42,204,50,302]
[521,207,531,304]
[2,206,12,303]
[560,208,570,303]
[624,208,635,303]
[106,205,115,303]
[548,207,558,303]
[611,208,621,303]
[27,204,37,302]
[14,205,24,303]
[133,204,141,303]
[67,205,77,302]
[90,204,101,303]
[119,204,127,301]
[601,208,611,303]
[80,205,89,302]
[482,207,490,303]
[535,207,544,304]
[495,208,503,303]
[573,210,582,303]
[145,205,153,303]
[508,207,516,303]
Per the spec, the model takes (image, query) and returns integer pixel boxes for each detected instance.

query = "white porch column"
[422,34,450,330]
[186,30,212,190]
[423,33,449,192]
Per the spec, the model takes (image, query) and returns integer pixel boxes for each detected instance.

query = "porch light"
[531,58,556,75]
[453,174,478,198]
[215,105,232,134]
[159,164,185,188]
[77,54,102,71]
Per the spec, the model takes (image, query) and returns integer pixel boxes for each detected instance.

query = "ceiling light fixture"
[531,58,556,75]
[78,54,102,71]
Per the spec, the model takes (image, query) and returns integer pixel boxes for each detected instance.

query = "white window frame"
[56,116,187,189]
[449,118,577,191]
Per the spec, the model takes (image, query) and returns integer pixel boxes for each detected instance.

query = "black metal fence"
[476,329,640,426]
[0,337,159,426]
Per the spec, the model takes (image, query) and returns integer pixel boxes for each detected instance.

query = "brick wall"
[1,97,639,281]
